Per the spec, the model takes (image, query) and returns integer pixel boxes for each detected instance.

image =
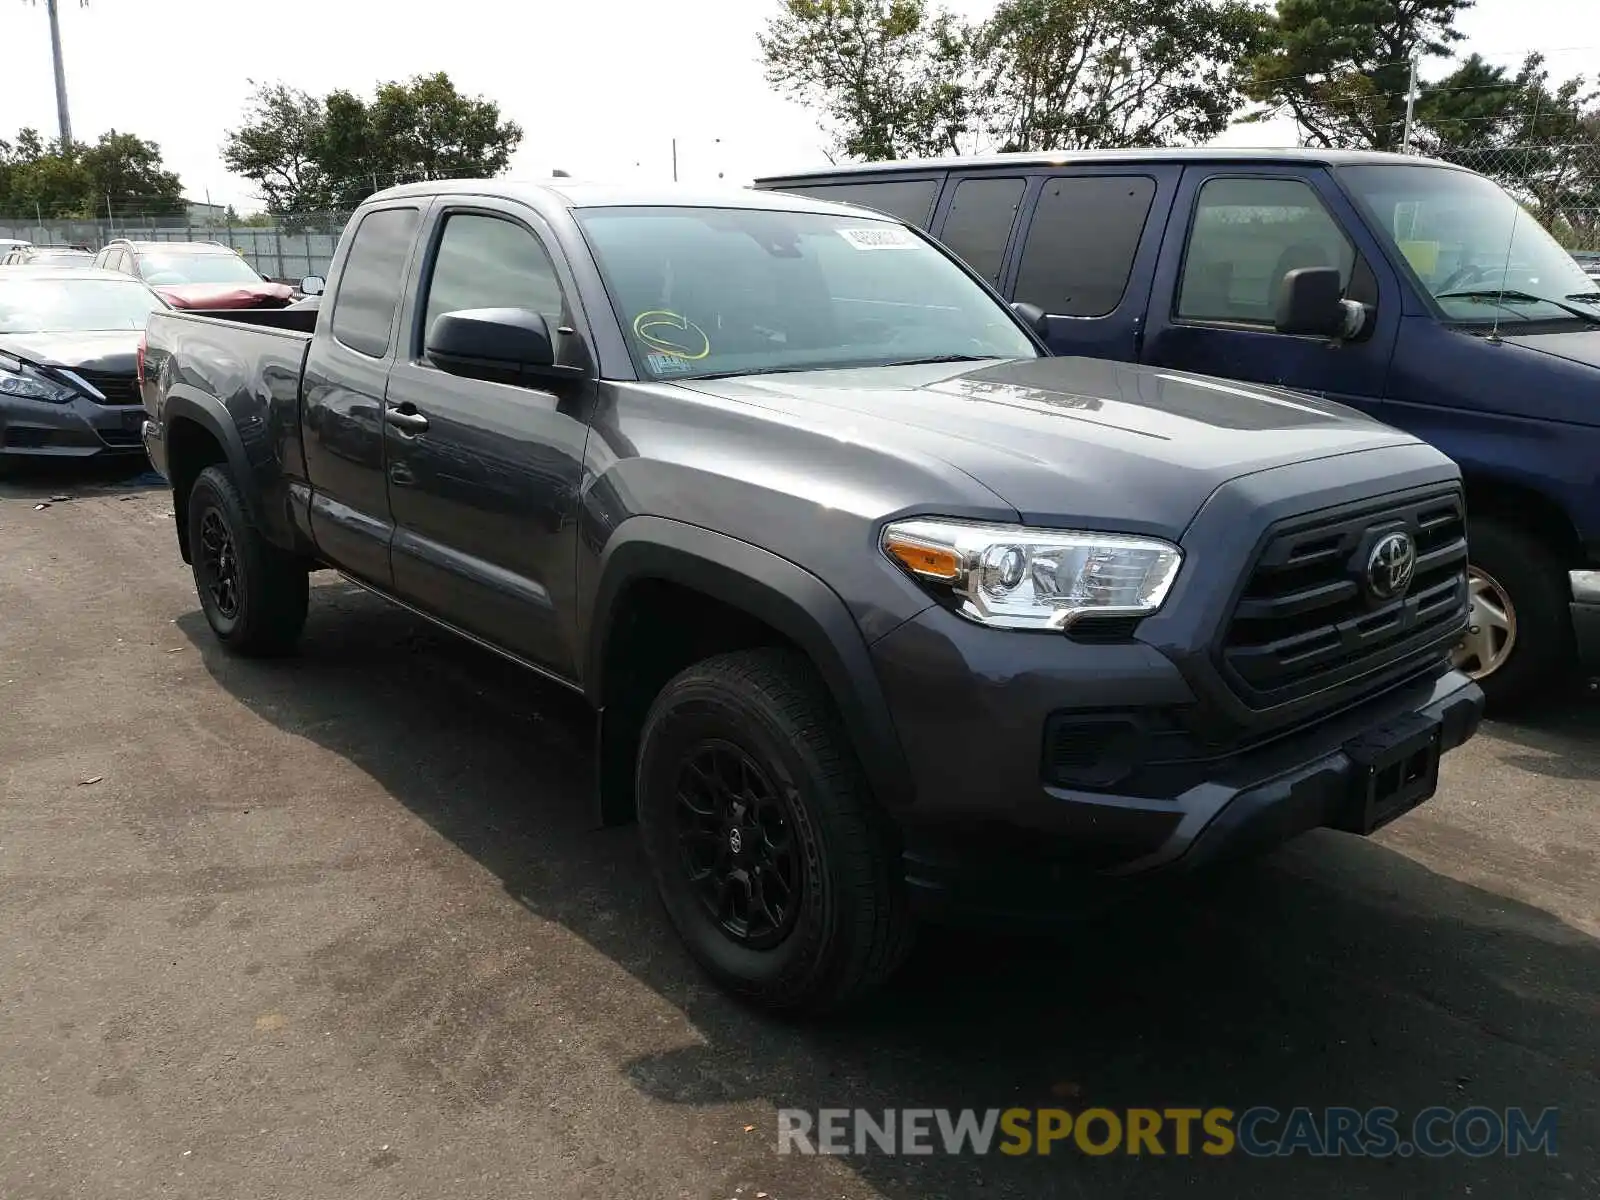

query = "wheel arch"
[584,516,913,826]
[161,388,259,563]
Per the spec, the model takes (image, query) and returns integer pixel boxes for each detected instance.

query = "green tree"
[1244,0,1473,150]
[223,73,524,215]
[759,0,972,160]
[762,0,1265,161]
[220,83,331,214]
[79,130,185,216]
[0,126,182,218]
[972,0,1266,152]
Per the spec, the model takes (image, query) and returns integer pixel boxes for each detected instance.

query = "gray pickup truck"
[139,180,1483,1011]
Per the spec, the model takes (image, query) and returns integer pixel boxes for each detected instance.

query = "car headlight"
[881,518,1183,630]
[0,363,79,404]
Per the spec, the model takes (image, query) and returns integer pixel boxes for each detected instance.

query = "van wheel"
[188,465,308,656]
[636,648,913,1013]
[1453,516,1573,710]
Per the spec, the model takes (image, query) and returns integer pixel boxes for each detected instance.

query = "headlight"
[0,364,79,404]
[881,518,1182,630]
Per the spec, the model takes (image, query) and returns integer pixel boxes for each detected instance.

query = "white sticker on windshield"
[837,226,917,250]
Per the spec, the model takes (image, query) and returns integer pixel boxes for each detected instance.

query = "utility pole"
[671,138,678,183]
[35,0,78,147]
[1400,56,1418,153]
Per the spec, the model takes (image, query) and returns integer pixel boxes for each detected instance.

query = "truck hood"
[1497,327,1600,371]
[0,329,139,373]
[679,356,1426,537]
[156,281,293,309]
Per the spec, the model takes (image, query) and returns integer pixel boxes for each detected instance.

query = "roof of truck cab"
[362,179,891,217]
[752,146,1468,184]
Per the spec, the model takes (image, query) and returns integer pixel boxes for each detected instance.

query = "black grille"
[1220,487,1469,707]
[72,370,141,407]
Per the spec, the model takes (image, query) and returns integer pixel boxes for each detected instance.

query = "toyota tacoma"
[139,181,1484,1011]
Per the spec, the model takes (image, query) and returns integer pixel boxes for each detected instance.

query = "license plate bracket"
[1339,713,1442,834]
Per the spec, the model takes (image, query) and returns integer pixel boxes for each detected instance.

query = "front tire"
[1454,516,1573,710]
[636,648,913,1013]
[188,464,308,656]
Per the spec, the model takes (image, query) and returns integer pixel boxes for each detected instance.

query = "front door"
[382,204,593,678]
[1140,167,1399,407]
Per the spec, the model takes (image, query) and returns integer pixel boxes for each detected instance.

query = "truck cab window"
[1015,175,1156,317]
[938,176,1024,288]
[422,214,566,349]
[1178,177,1355,326]
[330,206,421,358]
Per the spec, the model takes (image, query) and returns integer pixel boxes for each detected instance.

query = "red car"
[91,239,295,309]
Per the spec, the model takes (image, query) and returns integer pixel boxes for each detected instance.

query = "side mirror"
[426,307,557,379]
[1275,267,1351,338]
[1010,301,1050,337]
[299,275,325,296]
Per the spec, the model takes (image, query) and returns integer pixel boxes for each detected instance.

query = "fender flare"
[160,385,264,527]
[585,515,913,812]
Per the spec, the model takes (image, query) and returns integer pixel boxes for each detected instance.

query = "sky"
[0,0,1593,213]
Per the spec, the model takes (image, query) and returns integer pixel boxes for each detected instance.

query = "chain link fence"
[0,210,355,283]
[1412,139,1600,252]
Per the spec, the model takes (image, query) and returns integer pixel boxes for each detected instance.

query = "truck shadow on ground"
[177,583,1599,1200]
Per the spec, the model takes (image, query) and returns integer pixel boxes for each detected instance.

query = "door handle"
[384,406,429,434]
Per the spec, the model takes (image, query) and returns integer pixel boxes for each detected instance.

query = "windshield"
[0,277,165,332]
[575,205,1038,380]
[138,251,262,286]
[1339,164,1599,323]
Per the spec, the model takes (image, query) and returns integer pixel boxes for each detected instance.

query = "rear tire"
[636,648,913,1013]
[1455,516,1573,711]
[187,464,308,656]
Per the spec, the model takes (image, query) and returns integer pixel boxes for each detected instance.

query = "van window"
[776,179,940,227]
[1014,176,1156,317]
[1178,177,1355,326]
[330,206,421,358]
[938,176,1024,287]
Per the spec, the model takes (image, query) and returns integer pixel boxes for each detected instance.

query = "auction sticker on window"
[837,226,918,250]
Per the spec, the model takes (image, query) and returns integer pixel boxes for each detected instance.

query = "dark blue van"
[756,149,1600,708]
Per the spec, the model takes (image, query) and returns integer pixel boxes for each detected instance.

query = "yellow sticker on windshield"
[633,310,710,360]
[1398,240,1440,277]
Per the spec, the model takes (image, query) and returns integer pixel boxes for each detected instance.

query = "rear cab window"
[330,206,422,358]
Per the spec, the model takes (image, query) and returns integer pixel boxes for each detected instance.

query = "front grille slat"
[1219,486,1470,707]
[71,370,142,407]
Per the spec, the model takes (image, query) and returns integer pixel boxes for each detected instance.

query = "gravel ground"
[1,460,1596,1200]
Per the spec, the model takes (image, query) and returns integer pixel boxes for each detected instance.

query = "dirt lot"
[2,461,1597,1200]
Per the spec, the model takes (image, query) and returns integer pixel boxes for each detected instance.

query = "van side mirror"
[299,275,325,296]
[1275,267,1352,338]
[1010,301,1050,337]
[426,307,559,380]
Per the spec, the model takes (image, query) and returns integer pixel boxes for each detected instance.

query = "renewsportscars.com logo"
[777,1106,1559,1158]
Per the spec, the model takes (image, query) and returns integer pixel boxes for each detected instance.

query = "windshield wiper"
[1562,292,1600,304]
[1435,289,1600,324]
[880,353,996,366]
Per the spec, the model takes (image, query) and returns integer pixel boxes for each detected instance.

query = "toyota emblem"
[1366,531,1417,600]
[728,828,744,855]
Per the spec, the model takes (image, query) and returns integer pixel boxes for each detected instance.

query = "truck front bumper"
[867,607,1484,925]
